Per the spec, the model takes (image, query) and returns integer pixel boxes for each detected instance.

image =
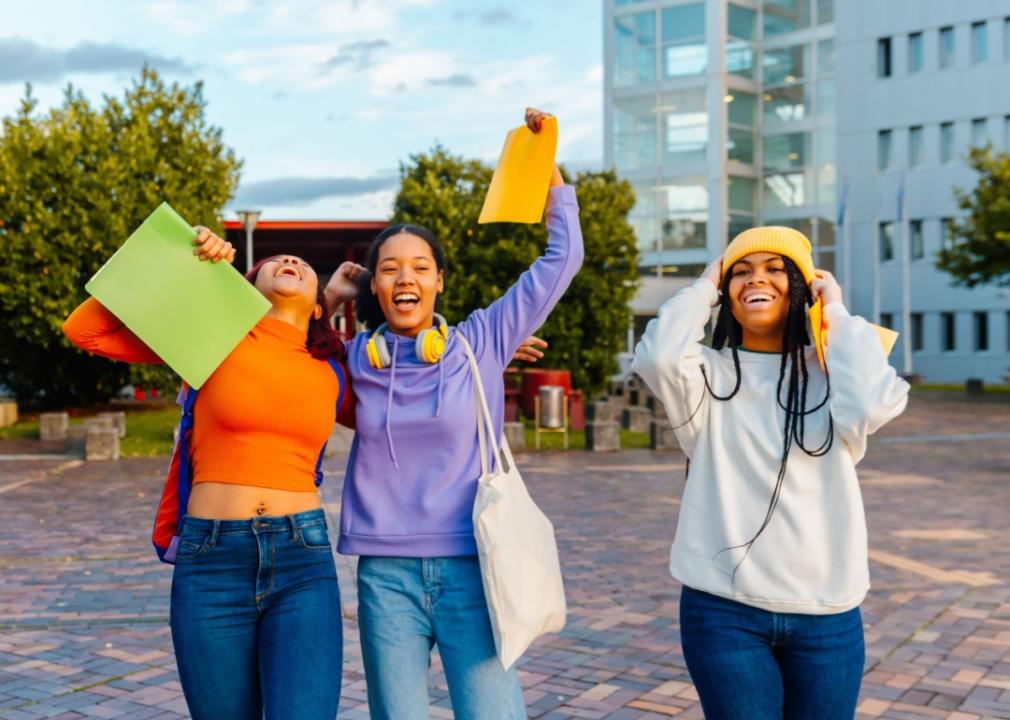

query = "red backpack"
[152,359,348,563]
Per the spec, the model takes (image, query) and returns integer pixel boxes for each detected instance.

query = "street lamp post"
[235,209,262,273]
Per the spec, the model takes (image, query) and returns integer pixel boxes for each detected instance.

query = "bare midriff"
[187,482,322,520]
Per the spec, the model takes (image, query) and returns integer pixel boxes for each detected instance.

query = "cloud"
[145,0,250,36]
[367,49,460,95]
[0,38,194,84]
[428,74,477,88]
[453,6,523,26]
[321,39,390,71]
[232,174,400,206]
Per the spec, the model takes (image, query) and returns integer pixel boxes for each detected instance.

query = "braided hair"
[703,256,834,582]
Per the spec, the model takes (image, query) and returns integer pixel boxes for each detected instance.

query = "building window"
[939,26,955,69]
[817,0,834,25]
[765,85,809,124]
[661,3,706,78]
[911,313,923,351]
[728,176,757,213]
[662,181,708,250]
[972,117,988,147]
[880,312,894,329]
[764,0,809,37]
[909,126,924,167]
[942,312,956,351]
[764,44,808,85]
[659,88,708,166]
[614,96,657,171]
[878,129,893,170]
[630,184,659,254]
[614,12,656,88]
[940,122,955,163]
[941,217,956,250]
[765,132,810,171]
[908,32,924,73]
[877,37,893,77]
[728,4,757,40]
[910,219,924,259]
[879,221,895,261]
[974,312,989,351]
[972,21,988,63]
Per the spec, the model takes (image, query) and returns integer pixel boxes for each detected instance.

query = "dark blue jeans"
[170,510,343,720]
[679,585,864,720]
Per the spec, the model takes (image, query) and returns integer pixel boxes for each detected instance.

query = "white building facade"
[604,0,1010,383]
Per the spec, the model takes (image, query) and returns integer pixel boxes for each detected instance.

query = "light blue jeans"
[357,556,526,720]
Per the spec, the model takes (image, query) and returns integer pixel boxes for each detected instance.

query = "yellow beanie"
[721,226,816,285]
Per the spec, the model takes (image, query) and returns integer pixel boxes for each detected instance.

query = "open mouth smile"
[275,266,301,280]
[393,292,420,311]
[742,291,775,305]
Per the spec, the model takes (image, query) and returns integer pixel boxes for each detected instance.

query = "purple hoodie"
[337,185,584,557]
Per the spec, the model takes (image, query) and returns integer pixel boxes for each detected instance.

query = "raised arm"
[62,226,234,365]
[632,260,722,455]
[813,271,909,463]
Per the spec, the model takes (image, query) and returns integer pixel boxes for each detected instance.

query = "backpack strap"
[313,359,348,487]
[176,385,199,518]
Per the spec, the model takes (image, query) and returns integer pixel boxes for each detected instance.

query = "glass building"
[604,0,1010,383]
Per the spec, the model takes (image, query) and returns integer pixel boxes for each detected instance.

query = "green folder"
[86,203,270,388]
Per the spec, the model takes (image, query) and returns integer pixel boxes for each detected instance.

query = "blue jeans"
[170,510,343,720]
[679,586,864,720]
[357,556,526,720]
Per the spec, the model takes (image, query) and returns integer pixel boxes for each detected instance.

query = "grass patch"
[912,383,1010,394]
[0,404,180,457]
[520,419,650,451]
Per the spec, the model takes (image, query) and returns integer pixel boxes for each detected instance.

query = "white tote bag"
[458,333,567,670]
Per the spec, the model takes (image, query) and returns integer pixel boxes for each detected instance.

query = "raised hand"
[193,226,235,263]
[324,261,368,311]
[811,269,843,306]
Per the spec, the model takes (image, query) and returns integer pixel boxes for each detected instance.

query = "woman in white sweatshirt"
[632,226,908,720]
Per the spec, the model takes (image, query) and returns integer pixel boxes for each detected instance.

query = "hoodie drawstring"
[384,335,401,469]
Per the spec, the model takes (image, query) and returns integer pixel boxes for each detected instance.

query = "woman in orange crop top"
[64,228,358,720]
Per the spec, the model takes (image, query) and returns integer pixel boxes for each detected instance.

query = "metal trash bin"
[538,385,566,429]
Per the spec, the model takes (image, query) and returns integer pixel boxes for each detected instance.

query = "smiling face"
[727,252,792,345]
[253,255,321,319]
[370,231,444,337]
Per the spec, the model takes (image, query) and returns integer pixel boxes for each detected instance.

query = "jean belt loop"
[289,514,301,543]
[208,520,220,547]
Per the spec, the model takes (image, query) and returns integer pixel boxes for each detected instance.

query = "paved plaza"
[1,393,1008,719]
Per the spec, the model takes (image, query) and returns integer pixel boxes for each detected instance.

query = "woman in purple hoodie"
[323,108,583,719]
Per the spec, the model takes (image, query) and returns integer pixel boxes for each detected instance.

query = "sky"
[0,0,603,220]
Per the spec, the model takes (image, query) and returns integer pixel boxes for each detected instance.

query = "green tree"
[936,146,1010,286]
[0,67,241,406]
[392,147,639,395]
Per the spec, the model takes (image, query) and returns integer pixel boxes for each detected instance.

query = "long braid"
[706,258,834,584]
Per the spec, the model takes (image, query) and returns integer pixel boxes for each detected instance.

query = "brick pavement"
[0,394,1008,719]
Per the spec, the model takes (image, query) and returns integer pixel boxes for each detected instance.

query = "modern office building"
[604,0,1010,382]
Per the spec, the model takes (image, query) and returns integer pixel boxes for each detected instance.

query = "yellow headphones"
[367,314,449,369]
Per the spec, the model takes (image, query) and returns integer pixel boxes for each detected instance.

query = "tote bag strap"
[457,333,516,475]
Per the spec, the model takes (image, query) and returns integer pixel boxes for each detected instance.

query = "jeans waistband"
[179,508,327,537]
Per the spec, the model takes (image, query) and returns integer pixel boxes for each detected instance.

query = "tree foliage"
[936,146,1010,286]
[392,146,639,395]
[0,67,241,406]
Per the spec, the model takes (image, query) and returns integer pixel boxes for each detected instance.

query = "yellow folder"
[809,300,898,370]
[85,203,271,388]
[478,116,559,224]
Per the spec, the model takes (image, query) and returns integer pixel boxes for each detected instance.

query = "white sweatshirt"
[632,279,909,615]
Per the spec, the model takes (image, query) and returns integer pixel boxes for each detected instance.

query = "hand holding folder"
[479,115,559,224]
[86,203,270,388]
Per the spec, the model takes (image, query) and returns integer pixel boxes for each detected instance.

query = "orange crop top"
[64,298,355,492]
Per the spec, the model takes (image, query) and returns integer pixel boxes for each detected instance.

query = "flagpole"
[872,214,880,325]
[900,180,912,376]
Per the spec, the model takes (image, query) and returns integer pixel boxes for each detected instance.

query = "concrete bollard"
[586,401,617,423]
[0,400,17,427]
[650,420,680,450]
[98,412,127,438]
[85,427,120,461]
[67,424,89,441]
[503,421,526,451]
[586,420,620,452]
[622,406,652,433]
[39,412,69,441]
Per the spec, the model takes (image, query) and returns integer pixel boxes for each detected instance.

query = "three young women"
[64,237,353,720]
[633,227,909,719]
